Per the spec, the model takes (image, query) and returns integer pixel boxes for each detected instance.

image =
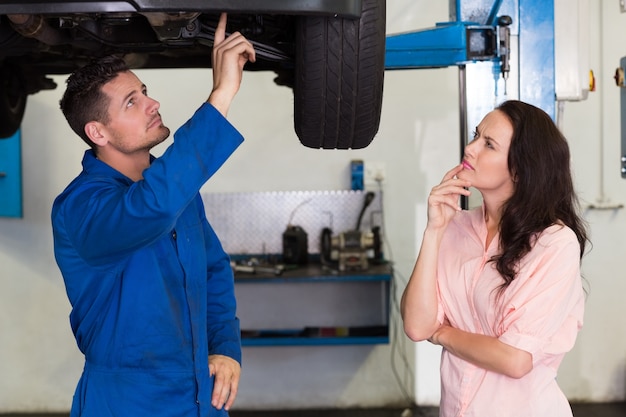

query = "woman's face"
[458,109,515,199]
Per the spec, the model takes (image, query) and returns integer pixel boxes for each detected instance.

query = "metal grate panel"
[201,190,383,255]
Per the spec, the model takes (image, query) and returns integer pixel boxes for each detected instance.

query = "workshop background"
[2,0,626,413]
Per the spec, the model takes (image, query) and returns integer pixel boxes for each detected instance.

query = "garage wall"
[1,0,626,411]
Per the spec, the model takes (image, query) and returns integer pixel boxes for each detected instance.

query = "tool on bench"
[230,259,285,276]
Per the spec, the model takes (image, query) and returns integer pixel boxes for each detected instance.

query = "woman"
[401,100,588,416]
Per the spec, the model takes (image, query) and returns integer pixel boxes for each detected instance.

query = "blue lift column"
[458,0,556,202]
[385,0,556,192]
[0,129,22,217]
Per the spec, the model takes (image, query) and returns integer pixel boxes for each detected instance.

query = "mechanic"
[51,13,255,417]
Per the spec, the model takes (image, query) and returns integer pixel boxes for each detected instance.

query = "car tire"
[0,64,27,139]
[294,0,386,149]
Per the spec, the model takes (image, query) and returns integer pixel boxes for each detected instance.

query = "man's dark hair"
[59,55,129,148]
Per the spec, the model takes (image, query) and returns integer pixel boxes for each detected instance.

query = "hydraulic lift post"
[385,0,555,208]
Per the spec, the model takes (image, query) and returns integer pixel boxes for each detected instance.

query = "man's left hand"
[209,354,241,410]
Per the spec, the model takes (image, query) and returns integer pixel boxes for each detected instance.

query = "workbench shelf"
[234,262,392,347]
[241,335,389,347]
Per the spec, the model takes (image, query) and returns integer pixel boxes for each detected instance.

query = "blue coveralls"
[52,103,243,417]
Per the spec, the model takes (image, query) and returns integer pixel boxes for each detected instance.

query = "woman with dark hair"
[401,100,588,416]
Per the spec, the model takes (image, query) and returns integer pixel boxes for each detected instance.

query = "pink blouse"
[436,207,585,417]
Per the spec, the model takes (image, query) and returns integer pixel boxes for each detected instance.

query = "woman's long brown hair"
[491,100,589,292]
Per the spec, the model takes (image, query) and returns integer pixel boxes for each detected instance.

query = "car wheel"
[294,0,386,149]
[0,64,27,139]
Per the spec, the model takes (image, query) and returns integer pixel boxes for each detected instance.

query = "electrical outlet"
[364,161,385,186]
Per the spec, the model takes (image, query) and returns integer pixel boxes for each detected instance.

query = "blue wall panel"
[0,130,23,217]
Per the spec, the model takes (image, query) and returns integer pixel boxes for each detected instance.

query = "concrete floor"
[3,403,625,417]
[229,403,626,417]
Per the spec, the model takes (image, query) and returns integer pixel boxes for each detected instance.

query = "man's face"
[99,71,170,154]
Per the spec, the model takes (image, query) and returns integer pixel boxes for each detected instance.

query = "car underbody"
[0,0,386,148]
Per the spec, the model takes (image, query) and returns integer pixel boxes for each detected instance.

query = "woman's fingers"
[428,177,472,215]
[425,164,472,228]
[441,163,464,181]
[431,179,471,198]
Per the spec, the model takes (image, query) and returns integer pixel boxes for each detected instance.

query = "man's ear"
[85,121,107,147]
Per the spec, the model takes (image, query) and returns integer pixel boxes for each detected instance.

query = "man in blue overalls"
[52,13,255,417]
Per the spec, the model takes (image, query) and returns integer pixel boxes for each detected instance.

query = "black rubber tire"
[0,64,27,139]
[294,0,386,149]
